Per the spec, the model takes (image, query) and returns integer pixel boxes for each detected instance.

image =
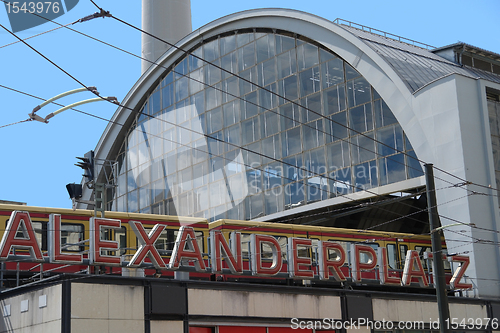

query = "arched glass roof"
[110,29,424,220]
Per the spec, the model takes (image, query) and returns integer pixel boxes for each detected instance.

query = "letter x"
[128,221,166,269]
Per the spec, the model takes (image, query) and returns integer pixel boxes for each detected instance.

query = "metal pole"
[425,164,451,333]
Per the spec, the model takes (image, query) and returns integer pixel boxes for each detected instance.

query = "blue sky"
[0,0,499,209]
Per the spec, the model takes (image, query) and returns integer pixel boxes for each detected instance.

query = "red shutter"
[218,326,267,333]
[189,327,214,333]
[269,328,313,333]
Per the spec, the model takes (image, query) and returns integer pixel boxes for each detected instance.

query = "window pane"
[379,153,406,185]
[327,140,350,169]
[258,58,276,86]
[330,167,352,196]
[203,39,219,62]
[162,84,174,109]
[345,62,360,80]
[280,103,300,130]
[256,34,276,63]
[278,74,298,104]
[406,150,424,178]
[238,42,256,72]
[285,182,304,209]
[324,84,346,115]
[353,160,378,191]
[326,111,348,142]
[349,104,373,135]
[303,119,324,151]
[374,99,397,128]
[297,43,319,70]
[61,224,84,252]
[322,57,344,89]
[277,50,297,79]
[282,127,301,157]
[346,77,371,107]
[262,111,280,137]
[223,100,241,126]
[299,66,320,97]
[301,92,322,122]
[220,34,236,56]
[263,162,282,190]
[262,134,281,164]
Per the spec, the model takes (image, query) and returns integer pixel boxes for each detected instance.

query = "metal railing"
[333,18,436,50]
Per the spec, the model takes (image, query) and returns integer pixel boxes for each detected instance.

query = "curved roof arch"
[93,8,422,168]
[84,8,433,207]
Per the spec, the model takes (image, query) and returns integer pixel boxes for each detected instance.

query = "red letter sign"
[318,241,346,281]
[448,255,472,290]
[287,238,314,279]
[168,226,206,272]
[402,250,429,287]
[128,221,166,269]
[48,214,83,264]
[250,234,282,276]
[351,244,377,282]
[378,247,400,285]
[210,230,243,274]
[90,217,122,266]
[0,211,43,261]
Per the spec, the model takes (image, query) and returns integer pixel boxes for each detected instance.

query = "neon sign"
[0,211,472,289]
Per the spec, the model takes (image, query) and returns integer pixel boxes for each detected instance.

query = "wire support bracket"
[75,8,112,24]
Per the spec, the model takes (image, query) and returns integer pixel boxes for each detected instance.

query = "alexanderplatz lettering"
[0,211,472,289]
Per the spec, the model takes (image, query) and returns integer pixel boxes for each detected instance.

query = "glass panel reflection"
[112,31,423,220]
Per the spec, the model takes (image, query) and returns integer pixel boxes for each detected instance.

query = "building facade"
[1,275,499,333]
[80,9,500,299]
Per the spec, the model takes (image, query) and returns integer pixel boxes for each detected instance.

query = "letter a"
[0,211,43,262]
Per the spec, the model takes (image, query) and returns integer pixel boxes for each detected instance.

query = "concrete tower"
[141,0,192,74]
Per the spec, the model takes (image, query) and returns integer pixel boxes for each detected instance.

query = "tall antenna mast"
[141,0,192,74]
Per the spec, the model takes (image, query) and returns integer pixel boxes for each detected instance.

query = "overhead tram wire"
[95,4,500,197]
[0,82,446,234]
[0,1,432,189]
[0,21,432,208]
[0,119,31,129]
[1,1,497,204]
[0,88,339,199]
[3,5,493,232]
[0,21,75,49]
[0,0,478,195]
[0,85,439,237]
[0,93,432,237]
[0,14,486,234]
[95,2,494,192]
[3,1,497,206]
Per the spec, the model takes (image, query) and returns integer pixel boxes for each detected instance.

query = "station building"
[78,6,500,300]
[2,2,499,333]
[0,274,499,333]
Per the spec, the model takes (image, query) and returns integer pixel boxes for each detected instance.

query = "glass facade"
[110,30,424,220]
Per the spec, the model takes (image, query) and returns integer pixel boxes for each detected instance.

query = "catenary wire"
[0,1,434,190]
[0,30,488,237]
[0,3,496,287]
[3,4,499,237]
[0,23,439,227]
[0,0,485,195]
[0,119,31,129]
[3,1,497,229]
[0,82,438,224]
[3,81,466,242]
[0,21,75,49]
[99,4,500,194]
